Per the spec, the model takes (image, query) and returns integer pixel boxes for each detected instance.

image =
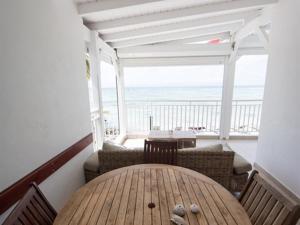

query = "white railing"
[231,100,263,135]
[96,99,263,137]
[126,100,221,133]
[90,109,102,149]
[91,106,119,142]
[102,102,120,138]
[126,99,263,135]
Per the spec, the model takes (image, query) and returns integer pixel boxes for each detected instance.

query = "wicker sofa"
[84,142,252,192]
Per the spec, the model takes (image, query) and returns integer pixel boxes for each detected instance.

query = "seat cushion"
[233,153,252,174]
[84,152,100,172]
[103,141,128,151]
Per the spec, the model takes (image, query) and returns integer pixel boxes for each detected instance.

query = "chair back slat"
[144,140,178,165]
[247,186,267,216]
[3,182,57,225]
[239,170,300,225]
[262,201,284,225]
[23,207,40,225]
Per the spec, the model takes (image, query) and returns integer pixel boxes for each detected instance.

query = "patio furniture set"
[84,132,252,193]
[3,130,299,225]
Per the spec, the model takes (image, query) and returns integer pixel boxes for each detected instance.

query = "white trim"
[87,0,278,33]
[117,43,232,58]
[111,23,242,48]
[120,56,225,67]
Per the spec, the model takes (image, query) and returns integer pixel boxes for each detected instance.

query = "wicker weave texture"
[231,173,249,192]
[97,150,234,189]
[177,150,234,189]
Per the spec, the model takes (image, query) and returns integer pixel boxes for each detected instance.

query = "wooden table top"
[54,164,251,225]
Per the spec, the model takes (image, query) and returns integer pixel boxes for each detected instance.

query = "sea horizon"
[102,85,265,102]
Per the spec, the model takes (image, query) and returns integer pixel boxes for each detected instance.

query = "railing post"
[220,56,236,139]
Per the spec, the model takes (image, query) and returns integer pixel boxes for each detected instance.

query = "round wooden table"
[54,164,251,225]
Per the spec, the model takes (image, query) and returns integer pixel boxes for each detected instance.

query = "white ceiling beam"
[82,25,91,42]
[110,23,242,49]
[234,9,272,42]
[255,26,269,50]
[158,33,231,45]
[95,34,117,60]
[237,47,267,56]
[88,0,278,33]
[120,56,225,67]
[117,43,232,58]
[78,0,160,16]
[101,11,259,42]
[230,8,271,60]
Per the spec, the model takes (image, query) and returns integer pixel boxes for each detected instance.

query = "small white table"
[148,130,197,148]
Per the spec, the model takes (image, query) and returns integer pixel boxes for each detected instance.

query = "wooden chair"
[239,170,300,225]
[3,182,57,225]
[144,140,178,165]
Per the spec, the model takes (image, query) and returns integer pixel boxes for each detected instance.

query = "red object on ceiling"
[209,38,221,44]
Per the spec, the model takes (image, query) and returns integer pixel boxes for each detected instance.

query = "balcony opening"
[123,65,224,135]
[101,60,120,140]
[230,55,268,136]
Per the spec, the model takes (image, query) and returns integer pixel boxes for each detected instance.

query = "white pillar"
[113,60,127,137]
[220,56,236,139]
[256,0,300,197]
[88,31,105,148]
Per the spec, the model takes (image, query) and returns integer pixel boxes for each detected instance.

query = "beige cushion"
[182,144,223,152]
[84,152,100,172]
[103,141,128,151]
[233,153,252,174]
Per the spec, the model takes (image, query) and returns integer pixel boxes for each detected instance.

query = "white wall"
[0,0,93,222]
[256,0,300,198]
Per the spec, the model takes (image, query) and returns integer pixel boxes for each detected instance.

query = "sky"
[100,55,268,88]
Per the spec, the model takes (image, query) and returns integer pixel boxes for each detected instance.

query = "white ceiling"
[75,0,277,57]
[80,0,230,22]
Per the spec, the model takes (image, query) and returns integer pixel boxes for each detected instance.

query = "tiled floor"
[123,138,258,164]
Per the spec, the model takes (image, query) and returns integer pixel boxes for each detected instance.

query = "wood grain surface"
[54,164,251,225]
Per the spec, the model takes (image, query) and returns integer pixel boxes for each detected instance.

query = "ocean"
[102,86,264,102]
[101,86,264,133]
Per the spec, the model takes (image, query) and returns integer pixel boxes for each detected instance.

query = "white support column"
[220,56,236,139]
[88,31,105,148]
[113,59,128,137]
